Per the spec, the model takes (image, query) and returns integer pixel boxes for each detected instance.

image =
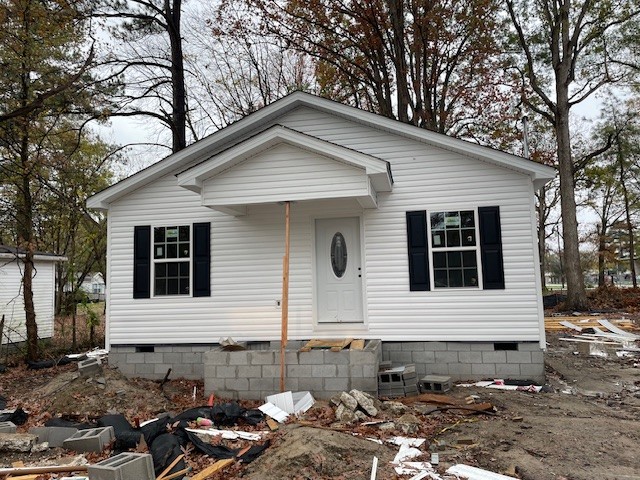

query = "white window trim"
[427,208,484,290]
[151,224,193,297]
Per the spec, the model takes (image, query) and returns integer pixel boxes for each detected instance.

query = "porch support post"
[280,201,291,392]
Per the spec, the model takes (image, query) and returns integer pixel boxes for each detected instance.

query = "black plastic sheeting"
[26,356,76,370]
[98,414,142,451]
[0,407,28,425]
[36,403,266,478]
[0,394,6,410]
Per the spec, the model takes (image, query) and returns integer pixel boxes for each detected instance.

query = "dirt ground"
[1,314,639,479]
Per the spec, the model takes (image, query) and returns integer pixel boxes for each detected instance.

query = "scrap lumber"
[400,393,464,406]
[350,339,365,350]
[545,316,634,332]
[156,454,185,480]
[299,338,353,352]
[0,466,88,476]
[6,475,40,480]
[190,459,235,480]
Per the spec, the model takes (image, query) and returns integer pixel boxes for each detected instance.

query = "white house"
[0,245,66,345]
[88,92,555,386]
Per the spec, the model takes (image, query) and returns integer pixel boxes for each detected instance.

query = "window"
[430,210,479,288]
[406,207,504,292]
[153,225,190,295]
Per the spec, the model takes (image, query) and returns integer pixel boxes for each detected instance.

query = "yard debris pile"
[553,317,640,359]
[2,322,640,479]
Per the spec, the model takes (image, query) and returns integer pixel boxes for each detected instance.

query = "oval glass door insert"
[331,232,348,278]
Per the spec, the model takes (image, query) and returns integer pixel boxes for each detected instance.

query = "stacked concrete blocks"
[88,453,154,480]
[419,375,452,393]
[63,426,114,453]
[0,421,16,433]
[204,339,382,400]
[378,364,418,398]
[382,341,545,383]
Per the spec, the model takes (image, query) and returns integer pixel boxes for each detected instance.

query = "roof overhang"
[87,91,555,211]
[176,125,393,215]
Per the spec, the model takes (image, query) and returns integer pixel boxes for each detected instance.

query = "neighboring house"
[0,245,66,345]
[73,272,106,302]
[87,92,555,389]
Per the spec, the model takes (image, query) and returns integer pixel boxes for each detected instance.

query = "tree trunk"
[617,138,637,287]
[17,138,39,361]
[537,187,547,290]
[167,0,186,153]
[597,224,606,287]
[555,92,588,309]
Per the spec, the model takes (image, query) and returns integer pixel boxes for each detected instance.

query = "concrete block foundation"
[110,340,545,399]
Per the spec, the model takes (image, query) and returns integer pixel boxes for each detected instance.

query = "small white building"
[88,92,555,386]
[0,245,65,345]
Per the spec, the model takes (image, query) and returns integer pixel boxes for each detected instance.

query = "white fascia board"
[0,253,67,262]
[177,125,392,193]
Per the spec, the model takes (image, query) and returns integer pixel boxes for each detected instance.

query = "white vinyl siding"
[105,106,543,345]
[0,258,55,344]
[201,143,368,206]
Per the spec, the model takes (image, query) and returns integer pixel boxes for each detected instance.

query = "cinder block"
[520,363,545,378]
[423,342,448,351]
[426,364,450,375]
[312,364,337,377]
[0,421,16,433]
[237,365,261,378]
[225,378,249,391]
[383,342,402,351]
[63,426,114,453]
[419,375,452,393]
[299,350,324,365]
[227,351,249,365]
[262,365,279,378]
[324,377,350,392]
[144,352,163,364]
[506,351,532,364]
[448,363,472,375]
[88,452,154,480]
[448,342,470,351]
[78,357,102,377]
[325,351,350,364]
[495,363,521,377]
[204,350,229,365]
[458,351,483,363]
[251,351,275,365]
[162,352,182,364]
[434,351,459,364]
[482,351,507,363]
[350,377,377,393]
[387,351,412,363]
[518,342,542,352]
[401,342,426,351]
[287,364,312,378]
[29,426,78,447]
[217,366,237,378]
[249,377,275,391]
[411,351,436,363]
[471,363,496,376]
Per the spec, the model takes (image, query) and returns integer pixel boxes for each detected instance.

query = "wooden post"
[280,201,291,392]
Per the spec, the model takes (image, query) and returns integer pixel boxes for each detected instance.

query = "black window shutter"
[193,222,211,297]
[133,226,151,299]
[406,211,430,291]
[478,206,505,289]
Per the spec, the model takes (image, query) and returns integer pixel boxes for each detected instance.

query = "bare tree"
[505,0,640,310]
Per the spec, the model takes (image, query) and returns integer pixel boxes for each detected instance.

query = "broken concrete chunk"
[339,392,358,411]
[396,413,420,434]
[334,404,357,424]
[350,389,378,417]
[0,432,38,452]
[381,401,408,416]
[0,421,17,434]
[354,410,368,421]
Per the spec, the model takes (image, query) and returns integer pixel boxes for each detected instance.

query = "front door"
[315,217,363,323]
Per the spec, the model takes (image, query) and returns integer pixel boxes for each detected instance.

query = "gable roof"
[176,125,393,194]
[87,92,555,210]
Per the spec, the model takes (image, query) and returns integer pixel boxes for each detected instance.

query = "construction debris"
[332,389,380,423]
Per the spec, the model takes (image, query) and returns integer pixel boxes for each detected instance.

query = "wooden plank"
[300,338,353,352]
[190,459,235,480]
[400,393,464,405]
[266,418,280,431]
[7,475,40,480]
[156,454,185,480]
[350,339,365,350]
[280,201,291,392]
[330,338,353,352]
